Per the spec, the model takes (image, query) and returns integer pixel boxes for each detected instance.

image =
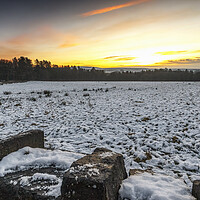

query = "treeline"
[0,56,200,81]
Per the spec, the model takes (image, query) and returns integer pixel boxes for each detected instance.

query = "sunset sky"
[0,0,200,68]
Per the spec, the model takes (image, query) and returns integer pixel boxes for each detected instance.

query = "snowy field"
[0,81,200,191]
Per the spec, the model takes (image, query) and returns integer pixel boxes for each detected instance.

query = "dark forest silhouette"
[0,56,200,81]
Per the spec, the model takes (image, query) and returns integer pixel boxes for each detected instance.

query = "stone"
[129,169,153,176]
[61,148,127,200]
[0,130,44,160]
[0,168,63,200]
[192,180,200,200]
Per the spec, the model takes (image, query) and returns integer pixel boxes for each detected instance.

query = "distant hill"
[79,66,149,73]
[80,66,200,73]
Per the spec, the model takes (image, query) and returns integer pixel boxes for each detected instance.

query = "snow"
[19,173,62,198]
[119,172,195,200]
[0,81,200,193]
[69,163,100,177]
[0,146,84,177]
[99,152,116,158]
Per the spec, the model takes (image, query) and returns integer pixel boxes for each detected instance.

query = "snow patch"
[119,173,195,200]
[99,152,116,158]
[69,163,99,177]
[0,147,84,177]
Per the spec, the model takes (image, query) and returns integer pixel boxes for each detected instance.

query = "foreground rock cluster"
[0,130,127,200]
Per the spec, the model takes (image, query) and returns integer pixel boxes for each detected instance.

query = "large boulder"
[61,148,127,200]
[0,130,44,160]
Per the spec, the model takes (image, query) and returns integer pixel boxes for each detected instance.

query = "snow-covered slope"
[0,81,199,190]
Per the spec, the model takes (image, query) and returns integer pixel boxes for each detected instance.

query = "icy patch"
[119,173,195,200]
[0,147,84,177]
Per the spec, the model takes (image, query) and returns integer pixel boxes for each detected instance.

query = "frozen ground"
[0,81,200,190]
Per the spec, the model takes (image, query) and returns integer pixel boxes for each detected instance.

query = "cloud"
[155,51,187,55]
[115,57,136,61]
[7,34,30,46]
[104,55,136,61]
[0,45,31,59]
[156,58,200,65]
[155,50,200,56]
[6,26,63,46]
[104,56,120,60]
[5,26,81,50]
[82,0,150,17]
[191,50,200,54]
[58,43,79,49]
[58,34,81,49]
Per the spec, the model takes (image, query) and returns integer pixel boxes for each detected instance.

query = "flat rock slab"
[0,146,83,200]
[0,130,44,160]
[61,148,127,200]
[0,168,62,200]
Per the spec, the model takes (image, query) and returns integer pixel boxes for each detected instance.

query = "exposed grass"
[29,97,37,102]
[64,93,69,96]
[43,90,52,97]
[83,93,90,97]
[3,91,12,95]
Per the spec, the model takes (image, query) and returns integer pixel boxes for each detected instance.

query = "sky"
[0,0,200,68]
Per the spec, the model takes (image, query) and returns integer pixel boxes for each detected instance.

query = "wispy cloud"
[191,50,200,54]
[6,26,63,46]
[155,50,200,56]
[82,0,150,17]
[0,45,31,59]
[155,51,187,55]
[115,57,136,61]
[5,26,81,50]
[104,55,136,61]
[156,58,200,65]
[58,43,79,49]
[104,56,120,60]
[58,34,80,49]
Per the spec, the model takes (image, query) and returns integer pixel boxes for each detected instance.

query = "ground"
[0,81,199,191]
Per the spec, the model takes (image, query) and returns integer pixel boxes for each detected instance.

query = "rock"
[192,180,200,200]
[61,148,127,200]
[129,169,153,176]
[0,168,63,200]
[0,130,44,160]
